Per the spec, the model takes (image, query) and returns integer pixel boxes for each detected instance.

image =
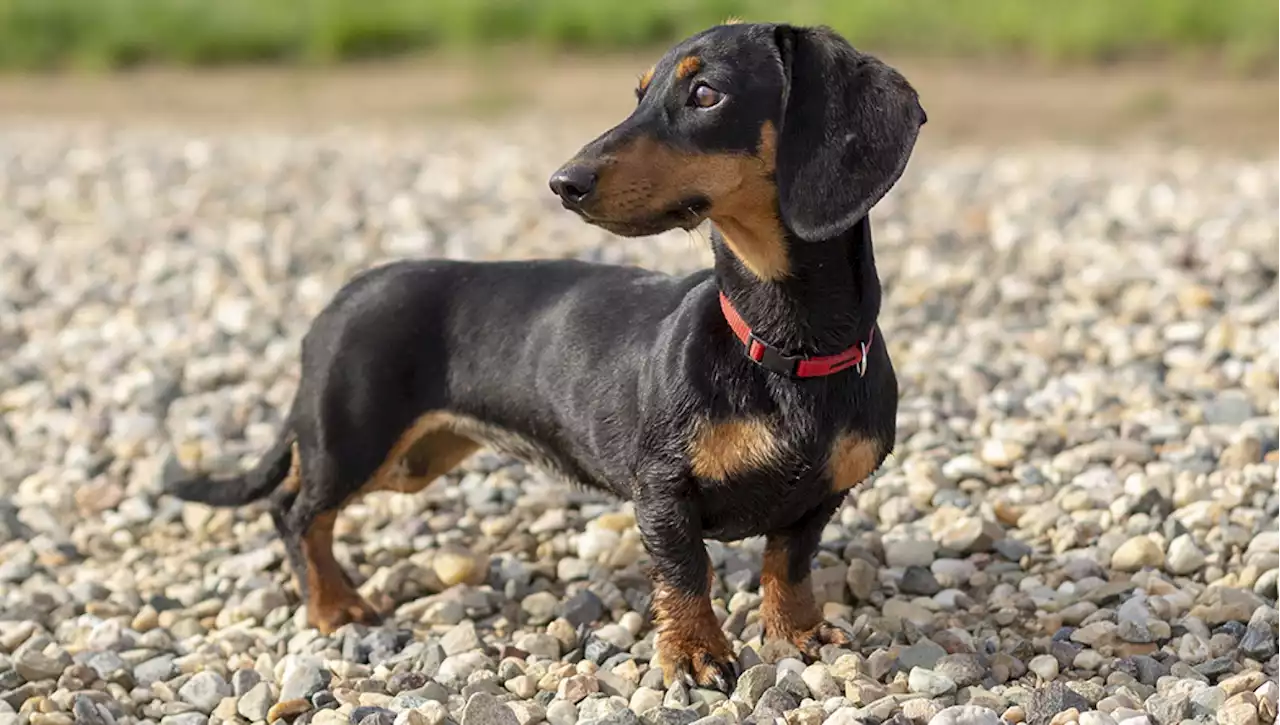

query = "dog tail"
[163,425,296,507]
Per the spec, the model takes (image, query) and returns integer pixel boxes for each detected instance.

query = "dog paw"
[767,619,852,660]
[660,644,738,693]
[311,595,382,634]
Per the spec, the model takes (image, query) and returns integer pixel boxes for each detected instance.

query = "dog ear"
[773,25,927,242]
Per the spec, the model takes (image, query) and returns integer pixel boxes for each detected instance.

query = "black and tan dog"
[164,21,925,691]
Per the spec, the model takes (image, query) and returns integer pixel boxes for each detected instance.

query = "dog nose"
[549,165,597,206]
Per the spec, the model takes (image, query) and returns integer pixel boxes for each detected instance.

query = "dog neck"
[710,216,882,357]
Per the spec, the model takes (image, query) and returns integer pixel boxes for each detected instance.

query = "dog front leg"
[634,489,737,692]
[760,494,851,658]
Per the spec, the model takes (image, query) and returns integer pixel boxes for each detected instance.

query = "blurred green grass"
[0,0,1274,72]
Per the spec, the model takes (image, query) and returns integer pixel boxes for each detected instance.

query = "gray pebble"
[177,671,230,714]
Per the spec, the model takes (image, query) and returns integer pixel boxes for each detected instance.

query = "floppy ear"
[773,25,927,242]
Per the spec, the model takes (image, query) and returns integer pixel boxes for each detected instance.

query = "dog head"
[549,22,927,280]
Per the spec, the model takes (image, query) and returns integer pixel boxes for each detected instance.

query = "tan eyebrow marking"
[676,56,702,79]
[638,66,655,92]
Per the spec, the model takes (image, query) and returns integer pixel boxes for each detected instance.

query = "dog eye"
[690,83,724,109]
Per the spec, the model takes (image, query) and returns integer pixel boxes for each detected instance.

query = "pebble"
[908,667,957,697]
[1025,683,1090,725]
[928,706,1002,725]
[1164,534,1206,575]
[1028,655,1059,682]
[461,693,519,725]
[1111,536,1165,572]
[280,658,327,701]
[237,681,272,721]
[546,701,579,725]
[176,671,230,714]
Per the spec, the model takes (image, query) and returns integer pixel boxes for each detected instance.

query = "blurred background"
[0,0,1275,149]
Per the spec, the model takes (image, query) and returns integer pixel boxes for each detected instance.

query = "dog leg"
[759,495,851,658]
[274,445,381,634]
[637,494,737,692]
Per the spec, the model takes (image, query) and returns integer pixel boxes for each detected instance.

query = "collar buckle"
[747,333,802,377]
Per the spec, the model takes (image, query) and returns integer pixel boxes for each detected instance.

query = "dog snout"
[549,164,598,207]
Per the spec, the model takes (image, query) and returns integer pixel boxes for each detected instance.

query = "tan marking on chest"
[828,433,881,492]
[688,415,781,480]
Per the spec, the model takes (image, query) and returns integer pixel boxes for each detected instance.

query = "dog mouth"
[570,196,711,237]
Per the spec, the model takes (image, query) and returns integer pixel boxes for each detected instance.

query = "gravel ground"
[0,119,1277,725]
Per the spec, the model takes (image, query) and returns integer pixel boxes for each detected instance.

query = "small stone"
[908,668,956,697]
[927,705,1001,725]
[902,698,944,722]
[238,681,272,721]
[935,654,986,688]
[846,559,877,601]
[800,665,840,700]
[664,679,690,708]
[1143,691,1189,725]
[595,670,636,700]
[899,639,948,670]
[433,548,489,588]
[442,621,483,655]
[639,708,698,725]
[560,591,606,627]
[280,658,327,701]
[1189,587,1265,625]
[1240,607,1278,659]
[1027,655,1058,682]
[1077,714,1116,725]
[1254,569,1278,599]
[1024,683,1089,725]
[1190,686,1226,718]
[14,650,69,682]
[1221,671,1266,696]
[846,680,888,706]
[901,566,941,596]
[1111,536,1164,572]
[461,693,519,725]
[522,593,560,625]
[630,688,664,714]
[1218,701,1260,725]
[267,698,312,722]
[556,675,597,704]
[596,710,641,725]
[733,664,775,709]
[516,633,561,660]
[232,668,263,697]
[776,669,809,700]
[546,700,578,725]
[177,671,231,714]
[935,516,1003,554]
[506,675,538,699]
[135,655,179,686]
[884,538,937,568]
[751,687,798,719]
[1164,535,1206,575]
[354,707,397,725]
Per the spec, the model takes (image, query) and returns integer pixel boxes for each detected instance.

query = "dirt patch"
[0,53,1273,153]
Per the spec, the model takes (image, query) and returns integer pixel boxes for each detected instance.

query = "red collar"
[718,292,875,378]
